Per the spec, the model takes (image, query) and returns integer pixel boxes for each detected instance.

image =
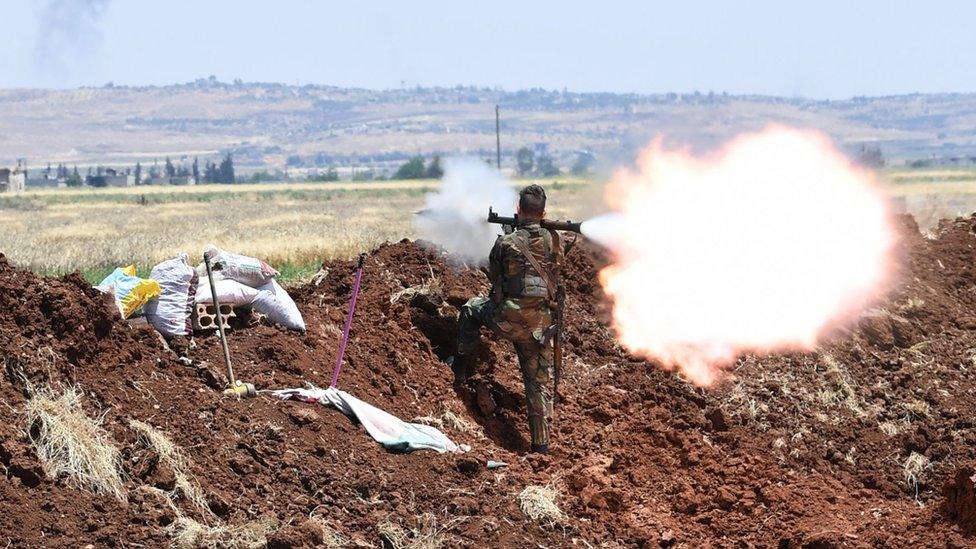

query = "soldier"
[453,184,562,455]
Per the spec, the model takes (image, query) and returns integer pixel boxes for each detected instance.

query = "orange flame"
[588,126,896,386]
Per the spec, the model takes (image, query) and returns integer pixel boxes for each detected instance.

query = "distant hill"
[1,80,974,173]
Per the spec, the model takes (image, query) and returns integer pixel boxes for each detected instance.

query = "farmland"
[0,169,973,282]
[0,178,597,282]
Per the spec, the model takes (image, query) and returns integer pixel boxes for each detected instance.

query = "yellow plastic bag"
[96,267,162,319]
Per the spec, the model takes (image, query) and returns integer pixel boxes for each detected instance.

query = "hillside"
[1,81,975,172]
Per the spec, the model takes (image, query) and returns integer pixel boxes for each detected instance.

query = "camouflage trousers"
[457,297,552,447]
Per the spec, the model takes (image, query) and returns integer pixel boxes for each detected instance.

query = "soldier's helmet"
[519,184,546,217]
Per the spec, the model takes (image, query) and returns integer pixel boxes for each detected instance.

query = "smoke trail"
[414,158,517,264]
[580,213,624,249]
[34,0,111,77]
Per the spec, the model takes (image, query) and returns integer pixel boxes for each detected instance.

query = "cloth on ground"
[268,386,463,453]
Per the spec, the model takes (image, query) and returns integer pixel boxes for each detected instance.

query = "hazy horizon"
[2,0,975,100]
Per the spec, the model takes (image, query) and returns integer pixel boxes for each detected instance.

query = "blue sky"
[1,0,973,98]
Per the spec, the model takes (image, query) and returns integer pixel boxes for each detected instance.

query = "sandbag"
[195,276,261,307]
[251,279,305,331]
[199,246,279,288]
[143,253,197,337]
[96,266,162,319]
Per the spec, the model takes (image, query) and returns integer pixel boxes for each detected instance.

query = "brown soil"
[2,217,976,547]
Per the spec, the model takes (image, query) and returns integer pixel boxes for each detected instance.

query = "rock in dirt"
[455,456,481,477]
[474,381,497,416]
[286,406,321,428]
[705,408,729,431]
[859,309,896,348]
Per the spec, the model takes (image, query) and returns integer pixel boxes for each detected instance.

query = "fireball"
[584,126,896,386]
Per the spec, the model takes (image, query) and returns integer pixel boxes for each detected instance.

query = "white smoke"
[35,0,111,78]
[580,213,624,250]
[414,158,518,264]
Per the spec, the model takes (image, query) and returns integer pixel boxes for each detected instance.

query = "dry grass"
[901,399,932,422]
[308,509,348,548]
[377,513,459,549]
[903,451,931,500]
[413,407,480,436]
[129,419,212,517]
[518,484,567,525]
[0,179,593,279]
[878,421,900,436]
[140,475,276,548]
[390,273,443,305]
[24,384,126,501]
[816,355,867,417]
[166,515,276,549]
[880,168,976,229]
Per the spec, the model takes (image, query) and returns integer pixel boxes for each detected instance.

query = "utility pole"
[495,105,501,170]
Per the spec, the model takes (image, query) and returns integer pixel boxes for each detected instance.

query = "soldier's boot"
[451,353,472,389]
[530,443,549,455]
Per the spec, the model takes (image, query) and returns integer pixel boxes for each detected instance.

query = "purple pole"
[330,254,366,388]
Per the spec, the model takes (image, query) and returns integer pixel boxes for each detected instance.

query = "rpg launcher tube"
[487,207,582,234]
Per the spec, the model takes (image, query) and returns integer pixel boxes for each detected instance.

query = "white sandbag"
[200,245,279,287]
[251,279,305,331]
[195,277,260,307]
[143,253,197,337]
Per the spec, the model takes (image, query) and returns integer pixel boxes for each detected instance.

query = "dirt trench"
[1,218,976,546]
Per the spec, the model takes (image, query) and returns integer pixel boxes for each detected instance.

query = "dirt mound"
[945,463,976,535]
[3,217,976,546]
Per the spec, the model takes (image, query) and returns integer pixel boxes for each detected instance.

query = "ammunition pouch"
[511,274,549,298]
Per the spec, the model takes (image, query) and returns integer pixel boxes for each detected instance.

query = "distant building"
[25,176,64,189]
[87,168,132,187]
[169,175,196,186]
[0,163,26,193]
[143,175,196,185]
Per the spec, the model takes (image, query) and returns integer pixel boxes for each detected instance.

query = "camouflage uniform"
[457,220,561,450]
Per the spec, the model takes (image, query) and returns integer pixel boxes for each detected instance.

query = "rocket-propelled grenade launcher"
[487,207,582,234]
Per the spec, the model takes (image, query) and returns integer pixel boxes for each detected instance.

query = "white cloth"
[269,386,462,453]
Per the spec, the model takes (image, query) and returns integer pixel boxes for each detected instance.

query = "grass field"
[0,169,973,283]
[883,167,976,229]
[0,178,597,282]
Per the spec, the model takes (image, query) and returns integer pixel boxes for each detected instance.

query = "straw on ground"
[129,419,213,517]
[24,383,126,501]
[518,484,567,525]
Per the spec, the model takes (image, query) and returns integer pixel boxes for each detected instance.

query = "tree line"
[42,153,237,187]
